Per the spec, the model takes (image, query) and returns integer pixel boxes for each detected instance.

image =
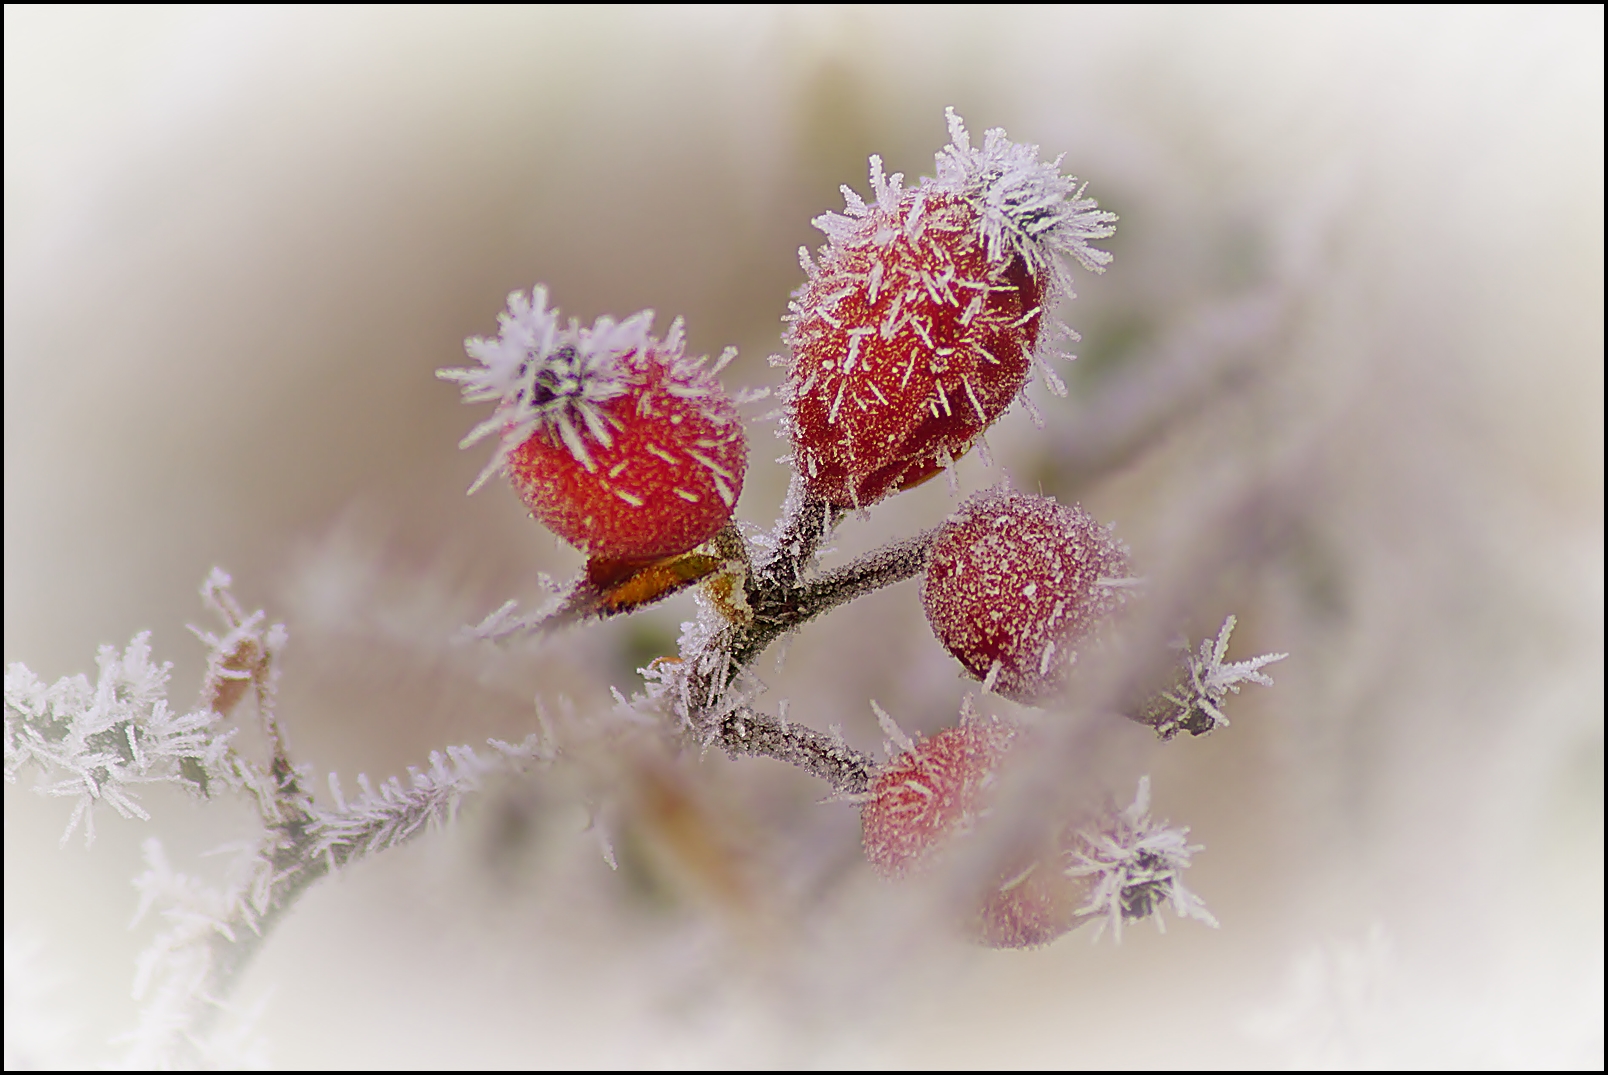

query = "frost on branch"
[5,633,233,847]
[8,570,554,1067]
[1141,615,1289,739]
[1066,776,1217,941]
[310,738,541,866]
[121,837,272,1069]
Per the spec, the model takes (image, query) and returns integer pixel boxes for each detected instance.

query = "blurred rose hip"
[975,855,1088,949]
[861,718,1015,877]
[860,712,1087,949]
[922,487,1133,703]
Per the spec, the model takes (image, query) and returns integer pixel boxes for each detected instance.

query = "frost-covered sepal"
[932,107,1117,280]
[1142,616,1288,739]
[439,286,644,489]
[441,288,748,563]
[1066,776,1217,941]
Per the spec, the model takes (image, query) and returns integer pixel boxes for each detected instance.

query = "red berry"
[785,110,1116,508]
[442,288,746,563]
[861,719,1015,878]
[922,488,1132,704]
[975,856,1087,949]
[861,715,1085,948]
[787,188,1043,507]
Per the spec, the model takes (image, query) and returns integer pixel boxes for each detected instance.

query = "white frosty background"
[5,7,1601,1068]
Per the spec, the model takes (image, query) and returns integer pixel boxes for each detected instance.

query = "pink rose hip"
[922,488,1132,704]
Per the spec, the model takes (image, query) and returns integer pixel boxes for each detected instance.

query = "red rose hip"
[784,109,1116,508]
[976,856,1088,949]
[922,487,1132,704]
[861,718,1015,878]
[440,288,746,564]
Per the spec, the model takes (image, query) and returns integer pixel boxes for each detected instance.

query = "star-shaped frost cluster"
[1145,615,1289,739]
[1066,776,1218,941]
[440,286,648,487]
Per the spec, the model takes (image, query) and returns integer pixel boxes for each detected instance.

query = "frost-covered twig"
[6,573,545,1067]
[730,526,938,672]
[121,731,541,1067]
[752,475,845,590]
[5,633,232,847]
[310,738,540,867]
[615,481,934,776]
[714,706,875,795]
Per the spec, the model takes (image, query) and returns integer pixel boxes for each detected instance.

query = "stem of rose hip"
[728,528,939,673]
[752,478,844,588]
[716,706,875,794]
[679,483,936,785]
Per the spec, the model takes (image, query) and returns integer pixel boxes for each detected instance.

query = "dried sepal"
[1141,616,1288,739]
[1065,776,1217,941]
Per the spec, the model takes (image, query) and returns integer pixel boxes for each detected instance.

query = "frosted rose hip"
[861,719,1015,877]
[976,857,1088,949]
[922,488,1132,703]
[787,187,1044,507]
[861,715,1084,948]
[784,109,1116,508]
[440,288,746,564]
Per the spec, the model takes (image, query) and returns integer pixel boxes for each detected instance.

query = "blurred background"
[5,6,1601,1067]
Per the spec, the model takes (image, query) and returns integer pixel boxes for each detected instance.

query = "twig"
[714,706,875,795]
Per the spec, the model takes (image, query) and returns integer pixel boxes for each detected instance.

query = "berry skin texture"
[504,346,745,563]
[787,187,1044,507]
[861,720,1015,878]
[976,856,1088,950]
[785,109,1116,508]
[440,288,746,565]
[922,488,1132,704]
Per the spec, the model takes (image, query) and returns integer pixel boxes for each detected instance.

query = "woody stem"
[687,485,936,784]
